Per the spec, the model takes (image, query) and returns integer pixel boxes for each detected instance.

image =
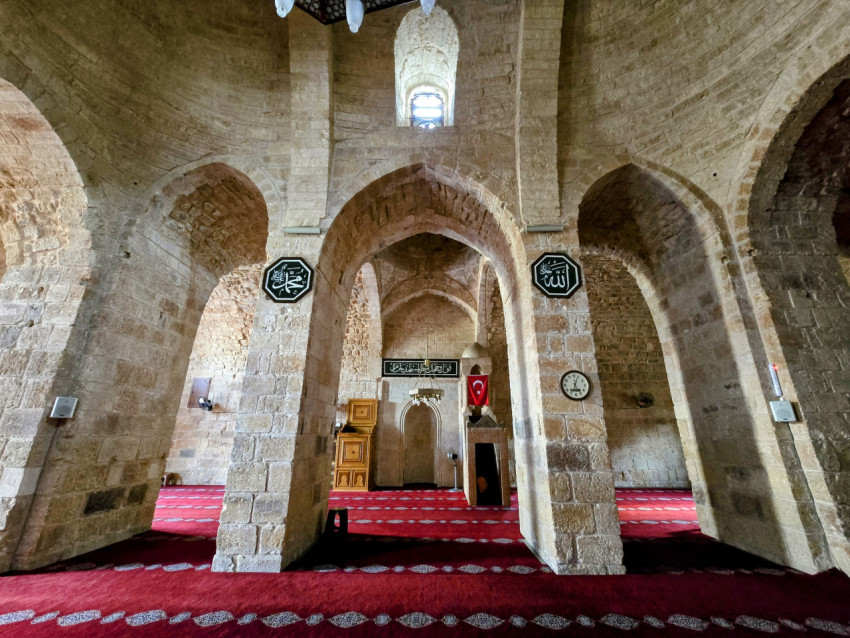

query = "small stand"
[448,451,461,492]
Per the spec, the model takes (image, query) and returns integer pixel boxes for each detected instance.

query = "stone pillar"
[512,233,624,575]
[213,235,327,572]
[515,0,564,226]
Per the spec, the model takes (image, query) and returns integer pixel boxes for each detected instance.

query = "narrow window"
[411,91,445,129]
[394,6,458,127]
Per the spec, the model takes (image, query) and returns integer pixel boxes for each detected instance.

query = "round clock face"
[560,370,591,401]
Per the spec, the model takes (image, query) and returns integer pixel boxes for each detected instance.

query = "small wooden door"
[403,404,436,484]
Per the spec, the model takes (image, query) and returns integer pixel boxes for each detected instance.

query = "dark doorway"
[474,443,502,506]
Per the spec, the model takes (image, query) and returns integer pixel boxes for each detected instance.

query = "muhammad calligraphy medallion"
[262,257,314,303]
[531,253,582,298]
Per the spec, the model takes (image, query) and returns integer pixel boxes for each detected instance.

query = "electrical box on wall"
[770,400,796,423]
[50,397,78,419]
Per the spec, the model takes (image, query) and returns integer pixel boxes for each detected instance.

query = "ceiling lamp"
[275,0,295,18]
[346,0,364,33]
[274,0,437,33]
[409,336,443,405]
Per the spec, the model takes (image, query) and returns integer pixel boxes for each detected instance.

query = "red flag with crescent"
[467,375,489,406]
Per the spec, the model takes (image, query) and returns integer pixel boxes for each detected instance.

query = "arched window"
[394,6,458,128]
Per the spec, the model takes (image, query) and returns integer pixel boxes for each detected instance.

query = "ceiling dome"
[462,342,489,358]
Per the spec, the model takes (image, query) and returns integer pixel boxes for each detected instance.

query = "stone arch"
[578,163,828,573]
[394,6,459,127]
[343,262,384,381]
[399,399,442,485]
[382,281,476,321]
[216,162,566,572]
[580,249,688,489]
[0,78,93,572]
[335,262,384,428]
[12,162,269,570]
[134,156,285,237]
[741,57,850,574]
[327,154,517,224]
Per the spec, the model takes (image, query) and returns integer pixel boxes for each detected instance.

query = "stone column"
[512,233,624,575]
[213,235,327,572]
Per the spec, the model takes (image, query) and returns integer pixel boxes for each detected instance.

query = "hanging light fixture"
[275,0,295,18]
[346,0,365,33]
[273,1,436,33]
[409,334,444,405]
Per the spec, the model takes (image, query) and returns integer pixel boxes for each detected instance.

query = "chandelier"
[275,0,436,33]
[409,335,443,405]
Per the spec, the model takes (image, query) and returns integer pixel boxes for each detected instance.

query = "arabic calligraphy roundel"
[531,253,582,298]
[262,257,314,303]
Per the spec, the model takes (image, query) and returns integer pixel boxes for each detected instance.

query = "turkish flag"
[467,375,489,406]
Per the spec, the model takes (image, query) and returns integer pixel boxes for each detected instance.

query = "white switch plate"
[50,397,78,419]
[770,400,796,423]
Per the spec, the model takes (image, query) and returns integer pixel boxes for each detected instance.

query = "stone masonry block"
[225,463,267,492]
[552,503,595,534]
[216,524,258,556]
[572,472,615,503]
[546,443,590,472]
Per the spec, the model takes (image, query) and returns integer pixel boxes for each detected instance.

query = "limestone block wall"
[165,265,262,485]
[557,0,848,213]
[328,0,521,216]
[335,267,384,442]
[584,255,689,488]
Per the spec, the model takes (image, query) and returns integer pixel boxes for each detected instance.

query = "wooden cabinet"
[333,399,377,491]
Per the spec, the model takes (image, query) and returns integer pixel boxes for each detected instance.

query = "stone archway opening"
[150,163,269,496]
[578,163,797,568]
[165,263,264,486]
[0,78,92,572]
[746,73,850,573]
[583,254,689,491]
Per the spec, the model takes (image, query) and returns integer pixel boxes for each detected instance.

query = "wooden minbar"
[333,399,378,491]
[463,414,511,507]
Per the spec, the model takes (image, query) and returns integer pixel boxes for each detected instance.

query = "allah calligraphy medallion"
[531,253,582,298]
[262,257,314,303]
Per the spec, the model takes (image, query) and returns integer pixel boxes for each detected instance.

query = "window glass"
[411,92,444,129]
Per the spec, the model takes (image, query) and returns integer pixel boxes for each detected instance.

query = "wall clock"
[560,370,591,401]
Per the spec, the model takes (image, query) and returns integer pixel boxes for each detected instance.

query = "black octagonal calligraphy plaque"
[531,253,582,298]
[262,257,314,303]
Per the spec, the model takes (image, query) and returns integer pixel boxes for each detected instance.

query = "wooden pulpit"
[334,399,378,491]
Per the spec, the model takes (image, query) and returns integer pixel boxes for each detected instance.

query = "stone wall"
[584,255,688,488]
[165,265,262,485]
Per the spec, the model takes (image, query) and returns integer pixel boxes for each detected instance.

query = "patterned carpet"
[0,486,849,635]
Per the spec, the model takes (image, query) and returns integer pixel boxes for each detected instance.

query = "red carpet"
[0,486,848,635]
